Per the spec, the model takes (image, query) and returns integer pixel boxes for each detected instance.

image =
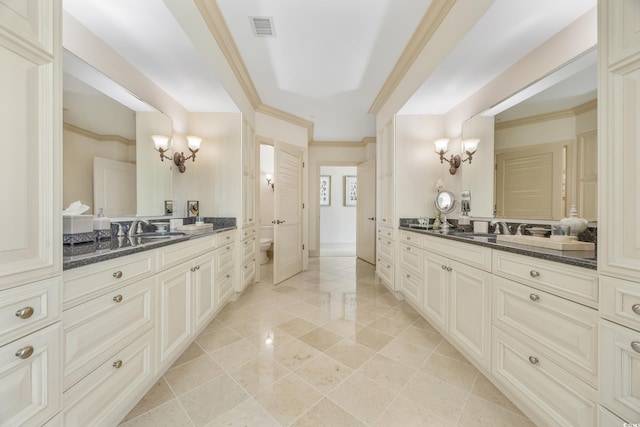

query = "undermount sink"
[449,232,496,238]
[133,232,186,239]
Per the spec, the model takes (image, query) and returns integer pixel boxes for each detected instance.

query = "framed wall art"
[187,200,199,217]
[164,200,173,215]
[344,175,357,206]
[319,175,331,206]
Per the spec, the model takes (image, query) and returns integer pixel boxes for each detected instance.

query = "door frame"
[314,161,361,257]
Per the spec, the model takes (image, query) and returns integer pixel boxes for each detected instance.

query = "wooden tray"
[496,235,595,251]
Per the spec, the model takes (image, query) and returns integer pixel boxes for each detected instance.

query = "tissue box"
[63,215,93,234]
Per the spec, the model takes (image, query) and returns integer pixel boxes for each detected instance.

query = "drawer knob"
[226,236,231,240]
[442,265,447,270]
[406,236,411,240]
[191,266,197,272]
[15,306,34,319]
[226,274,231,278]
[406,274,411,279]
[529,294,540,302]
[631,341,640,353]
[15,346,34,360]
[113,360,123,369]
[529,270,540,278]
[632,304,640,316]
[447,267,452,272]
[226,246,231,250]
[113,271,123,279]
[113,295,123,303]
[407,247,411,251]
[528,356,539,365]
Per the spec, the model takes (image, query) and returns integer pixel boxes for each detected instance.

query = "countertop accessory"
[528,227,550,237]
[559,205,589,237]
[435,190,456,230]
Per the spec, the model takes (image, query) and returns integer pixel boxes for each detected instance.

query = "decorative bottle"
[559,205,588,238]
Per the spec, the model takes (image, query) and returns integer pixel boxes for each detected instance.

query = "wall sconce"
[173,135,202,173]
[265,173,274,191]
[434,138,480,175]
[152,135,172,161]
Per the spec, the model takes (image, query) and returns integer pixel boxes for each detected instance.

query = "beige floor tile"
[459,395,537,427]
[171,342,206,368]
[358,354,416,392]
[229,357,290,396]
[292,398,366,427]
[322,318,362,337]
[163,354,224,396]
[203,398,280,427]
[179,374,250,427]
[368,316,410,336]
[435,339,474,365]
[120,378,175,423]
[298,327,342,351]
[216,309,255,326]
[276,317,318,337]
[471,374,524,416]
[228,317,266,337]
[255,374,323,425]
[324,338,376,370]
[273,284,298,294]
[401,371,468,421]
[383,307,421,325]
[374,395,456,427]
[411,316,440,334]
[119,399,191,427]
[196,327,243,352]
[281,301,317,316]
[293,353,353,394]
[254,308,296,325]
[327,373,396,425]
[246,328,296,353]
[197,319,226,338]
[380,336,433,370]
[398,325,443,350]
[420,353,479,392]
[351,326,394,351]
[273,338,319,370]
[300,307,334,326]
[210,338,259,372]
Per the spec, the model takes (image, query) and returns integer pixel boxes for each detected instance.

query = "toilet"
[259,225,273,264]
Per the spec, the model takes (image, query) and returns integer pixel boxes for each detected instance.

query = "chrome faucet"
[515,223,529,235]
[128,219,150,237]
[490,220,514,235]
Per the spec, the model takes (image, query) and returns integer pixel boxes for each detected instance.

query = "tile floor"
[119,257,535,427]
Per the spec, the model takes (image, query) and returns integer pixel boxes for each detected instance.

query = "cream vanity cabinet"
[240,227,257,291]
[376,226,395,289]
[397,231,424,307]
[0,0,63,425]
[239,120,256,292]
[491,251,599,426]
[376,119,395,290]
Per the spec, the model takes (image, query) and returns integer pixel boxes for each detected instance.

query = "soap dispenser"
[93,208,111,238]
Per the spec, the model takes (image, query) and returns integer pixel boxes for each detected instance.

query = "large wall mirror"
[462,47,597,221]
[63,50,173,218]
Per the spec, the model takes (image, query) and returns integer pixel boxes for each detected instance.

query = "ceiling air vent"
[250,16,276,37]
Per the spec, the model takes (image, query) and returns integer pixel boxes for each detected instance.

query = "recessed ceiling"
[62,0,596,142]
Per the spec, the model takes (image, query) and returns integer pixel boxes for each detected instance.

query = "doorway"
[319,165,357,256]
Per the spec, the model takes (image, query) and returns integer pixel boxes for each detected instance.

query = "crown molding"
[368,0,456,115]
[256,104,315,141]
[194,0,262,109]
[496,98,597,130]
[64,122,135,145]
[309,136,376,148]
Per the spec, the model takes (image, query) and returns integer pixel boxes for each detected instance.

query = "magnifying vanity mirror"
[63,50,173,218]
[461,47,597,221]
[435,190,456,230]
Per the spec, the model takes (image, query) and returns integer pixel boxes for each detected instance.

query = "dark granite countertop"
[63,226,237,271]
[398,226,597,270]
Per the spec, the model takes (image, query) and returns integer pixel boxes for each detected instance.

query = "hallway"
[119,258,533,426]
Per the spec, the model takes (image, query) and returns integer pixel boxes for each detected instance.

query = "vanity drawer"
[424,235,492,272]
[63,251,155,309]
[492,328,597,427]
[377,226,395,240]
[492,251,598,307]
[242,236,256,264]
[377,257,394,287]
[398,230,424,247]
[242,259,255,288]
[241,227,256,239]
[0,276,61,345]
[215,243,235,277]
[600,274,640,332]
[492,276,598,386]
[62,329,155,427]
[377,236,394,261]
[398,268,422,307]
[214,230,235,248]
[399,243,423,276]
[157,236,214,271]
[218,270,234,305]
[62,276,155,390]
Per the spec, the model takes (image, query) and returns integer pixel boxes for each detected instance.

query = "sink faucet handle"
[516,224,528,235]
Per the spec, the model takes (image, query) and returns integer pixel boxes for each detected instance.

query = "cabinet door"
[0,0,61,289]
[0,323,61,427]
[449,260,492,370]
[193,252,216,334]
[423,252,449,331]
[156,263,192,369]
[217,271,234,307]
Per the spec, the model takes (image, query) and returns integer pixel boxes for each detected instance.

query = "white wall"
[259,144,275,226]
[319,166,357,245]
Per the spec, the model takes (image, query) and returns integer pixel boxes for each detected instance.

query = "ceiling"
[62,0,596,142]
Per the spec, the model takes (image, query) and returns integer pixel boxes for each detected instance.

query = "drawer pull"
[113,295,123,303]
[406,247,411,251]
[226,274,231,278]
[528,356,539,365]
[191,266,197,272]
[15,346,34,360]
[406,236,411,240]
[113,271,123,279]
[632,304,640,316]
[447,267,452,272]
[631,342,640,353]
[226,236,231,240]
[406,274,411,279]
[226,246,231,250]
[529,294,540,302]
[529,270,540,278]
[113,360,123,369]
[15,306,34,319]
[442,265,447,270]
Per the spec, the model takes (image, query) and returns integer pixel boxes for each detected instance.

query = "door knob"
[368,217,375,221]
[276,219,286,224]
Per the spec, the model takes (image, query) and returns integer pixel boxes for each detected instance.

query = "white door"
[273,141,304,285]
[93,157,136,217]
[357,158,376,264]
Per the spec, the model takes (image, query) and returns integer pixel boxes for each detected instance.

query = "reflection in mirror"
[463,48,597,221]
[435,190,456,214]
[62,50,173,217]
